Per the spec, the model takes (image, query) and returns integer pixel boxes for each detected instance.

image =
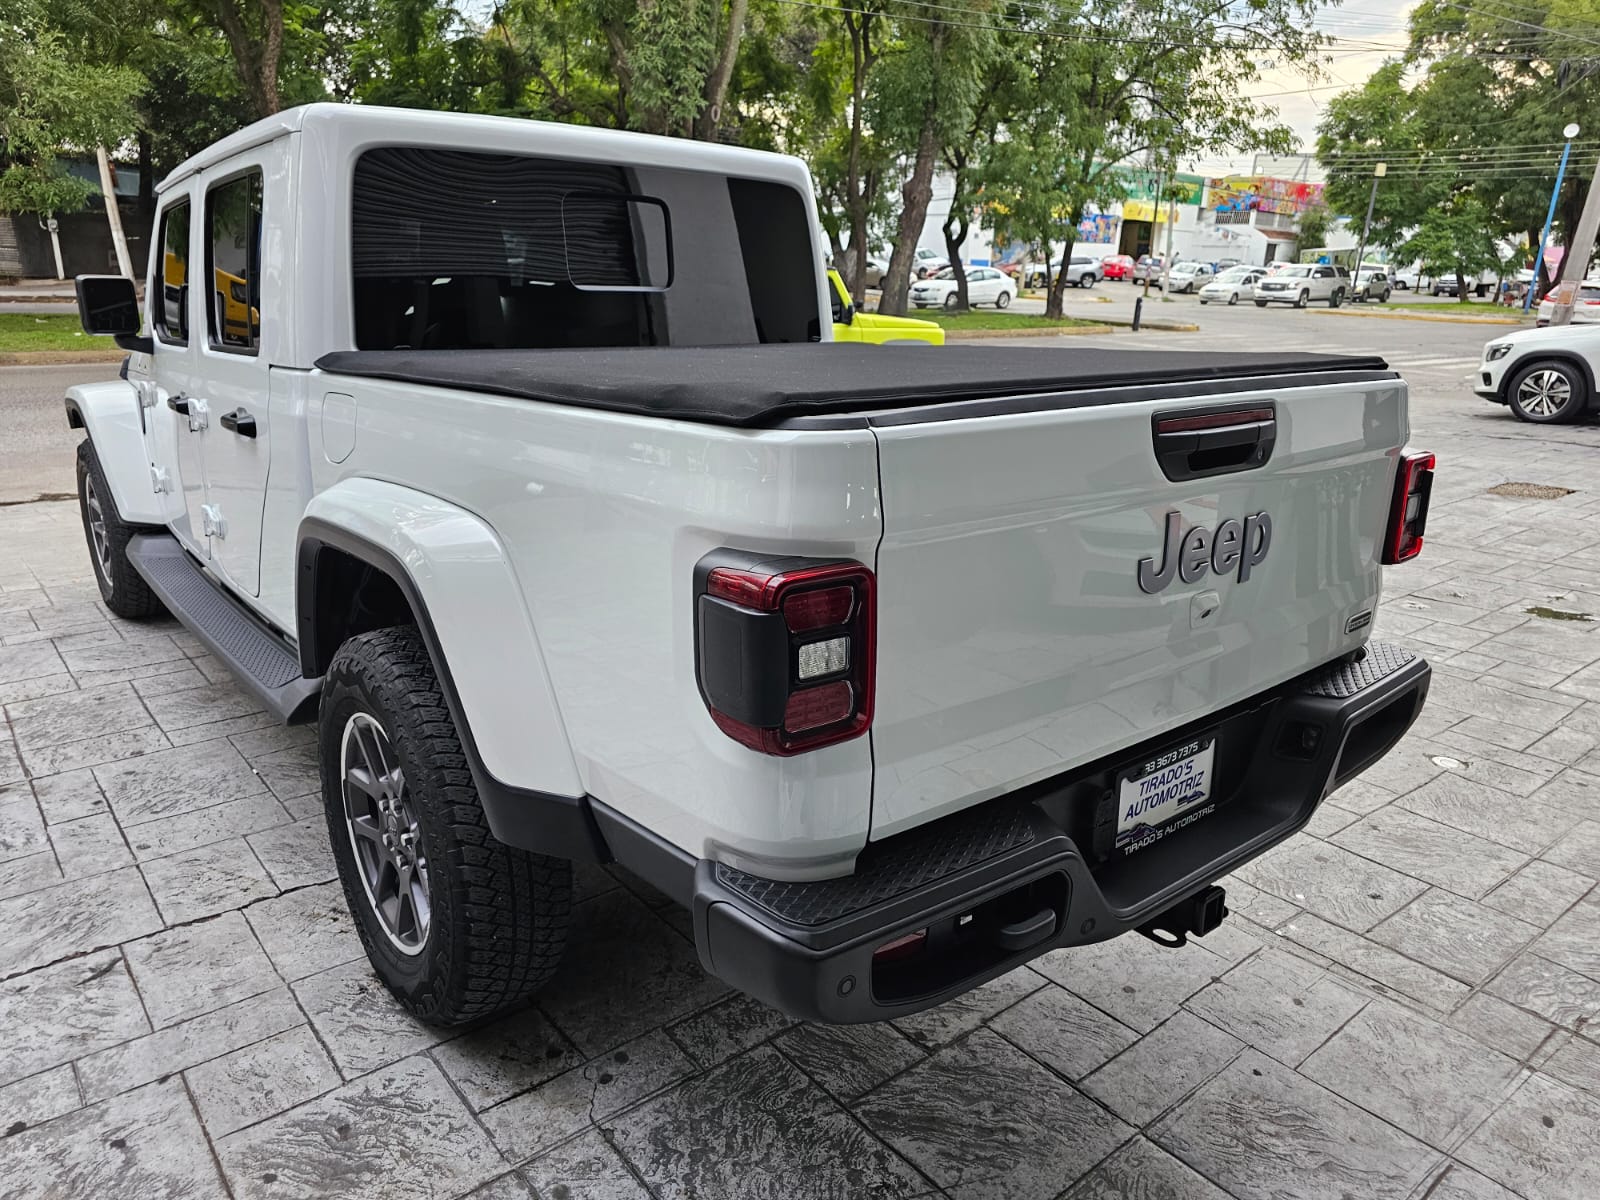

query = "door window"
[154,201,190,344]
[205,170,263,354]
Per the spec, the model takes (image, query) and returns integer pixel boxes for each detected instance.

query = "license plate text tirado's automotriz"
[1115,736,1217,855]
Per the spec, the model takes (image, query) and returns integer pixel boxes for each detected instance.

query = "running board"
[125,534,320,723]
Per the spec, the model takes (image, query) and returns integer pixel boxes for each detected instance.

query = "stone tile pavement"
[2,397,1599,1198]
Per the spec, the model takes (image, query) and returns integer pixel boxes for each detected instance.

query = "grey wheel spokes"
[341,711,430,955]
[1519,370,1571,417]
[84,475,113,585]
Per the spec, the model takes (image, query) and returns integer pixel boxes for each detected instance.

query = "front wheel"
[1508,360,1587,424]
[321,626,573,1026]
[995,290,1011,309]
[1081,274,1096,289]
[1294,290,1309,309]
[1254,299,1269,308]
[1330,290,1343,309]
[943,293,959,310]
[1228,292,1239,306]
[76,440,164,619]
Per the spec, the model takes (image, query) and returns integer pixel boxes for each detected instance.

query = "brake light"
[696,555,875,755]
[1382,450,1435,564]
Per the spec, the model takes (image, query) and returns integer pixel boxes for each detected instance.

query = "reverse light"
[696,553,875,755]
[1382,450,1435,564]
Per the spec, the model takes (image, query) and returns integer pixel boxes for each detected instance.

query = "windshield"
[1279,265,1314,278]
[1216,267,1254,282]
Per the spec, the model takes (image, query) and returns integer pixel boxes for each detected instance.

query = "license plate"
[1116,736,1216,853]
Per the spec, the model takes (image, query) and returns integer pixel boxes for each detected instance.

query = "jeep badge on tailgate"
[1137,510,1272,594]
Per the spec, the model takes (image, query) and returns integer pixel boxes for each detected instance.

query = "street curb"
[1311,308,1525,327]
[1089,316,1201,332]
[944,324,1116,339]
[0,296,76,305]
[0,350,127,366]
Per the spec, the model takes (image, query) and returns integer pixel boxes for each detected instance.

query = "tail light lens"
[1382,450,1435,564]
[696,553,875,755]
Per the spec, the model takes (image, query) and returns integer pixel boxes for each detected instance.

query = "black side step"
[126,534,319,723]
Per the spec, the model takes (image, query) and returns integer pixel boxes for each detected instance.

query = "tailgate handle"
[1153,405,1276,481]
[994,907,1057,952]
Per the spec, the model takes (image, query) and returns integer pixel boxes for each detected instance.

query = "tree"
[1401,190,1501,300]
[984,0,1320,318]
[0,0,144,219]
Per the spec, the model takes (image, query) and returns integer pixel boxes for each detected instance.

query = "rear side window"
[205,170,263,353]
[154,201,190,344]
[350,147,819,350]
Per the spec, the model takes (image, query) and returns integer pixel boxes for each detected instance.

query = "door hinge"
[201,503,227,539]
[188,398,210,432]
[149,465,171,494]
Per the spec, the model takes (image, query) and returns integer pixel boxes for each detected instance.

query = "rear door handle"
[166,394,190,415]
[219,408,256,438]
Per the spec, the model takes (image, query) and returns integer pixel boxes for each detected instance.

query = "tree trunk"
[942,203,969,312]
[209,0,285,120]
[1455,269,1467,301]
[96,147,135,279]
[1046,232,1077,319]
[879,110,942,317]
[694,0,749,141]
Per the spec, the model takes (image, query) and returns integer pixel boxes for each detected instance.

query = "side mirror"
[75,275,153,354]
[841,301,855,324]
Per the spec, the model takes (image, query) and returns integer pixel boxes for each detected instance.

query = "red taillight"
[1383,450,1435,564]
[697,557,875,755]
[873,929,927,962]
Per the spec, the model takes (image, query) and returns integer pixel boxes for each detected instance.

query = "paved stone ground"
[2,344,1599,1198]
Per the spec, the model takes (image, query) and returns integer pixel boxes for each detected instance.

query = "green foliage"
[1401,191,1502,294]
[0,0,144,215]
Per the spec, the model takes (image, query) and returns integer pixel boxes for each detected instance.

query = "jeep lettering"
[1137,510,1273,594]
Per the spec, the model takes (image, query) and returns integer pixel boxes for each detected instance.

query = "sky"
[1187,0,1419,178]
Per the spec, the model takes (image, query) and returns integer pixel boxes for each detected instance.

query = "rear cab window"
[205,170,263,354]
[154,200,190,344]
[350,147,820,350]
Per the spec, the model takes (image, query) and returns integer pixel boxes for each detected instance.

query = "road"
[0,302,1501,505]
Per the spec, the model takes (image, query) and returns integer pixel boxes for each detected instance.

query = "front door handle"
[166,394,190,415]
[219,408,256,438]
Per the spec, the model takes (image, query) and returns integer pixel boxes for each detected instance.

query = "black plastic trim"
[296,518,610,863]
[667,642,1430,1022]
[778,368,1398,430]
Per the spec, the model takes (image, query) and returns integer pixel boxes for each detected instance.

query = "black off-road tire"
[76,439,164,619]
[320,626,572,1026]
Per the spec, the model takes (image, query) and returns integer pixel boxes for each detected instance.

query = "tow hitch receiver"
[1137,885,1229,948]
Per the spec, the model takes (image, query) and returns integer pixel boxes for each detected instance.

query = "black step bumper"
[671,642,1429,1023]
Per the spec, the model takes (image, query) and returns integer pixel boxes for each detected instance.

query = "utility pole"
[1528,123,1580,314]
[1143,162,1165,301]
[1352,162,1385,301]
[1160,183,1177,295]
[96,146,134,279]
[1549,148,1600,326]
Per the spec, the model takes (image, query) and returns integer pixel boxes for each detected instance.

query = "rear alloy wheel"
[1330,289,1343,309]
[321,626,572,1025]
[995,290,1011,309]
[1081,274,1096,289]
[1508,360,1587,424]
[1295,290,1310,309]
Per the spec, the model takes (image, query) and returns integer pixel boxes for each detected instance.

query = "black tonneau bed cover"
[316,343,1393,429]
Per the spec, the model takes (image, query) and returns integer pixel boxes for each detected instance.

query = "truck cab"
[69,104,1432,1028]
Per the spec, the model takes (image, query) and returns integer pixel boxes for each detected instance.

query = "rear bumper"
[635,642,1428,1023]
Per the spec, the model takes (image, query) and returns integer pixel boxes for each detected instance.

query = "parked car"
[1536,282,1600,325]
[1431,277,1462,297]
[1353,269,1392,302]
[1101,254,1135,280]
[861,256,888,289]
[1022,258,1060,288]
[1392,266,1427,291]
[1254,263,1348,308]
[70,103,1432,1028]
[1478,322,1600,422]
[1159,261,1215,294]
[828,269,944,345]
[910,265,1017,309]
[913,247,950,279]
[1132,254,1164,284]
[1197,265,1266,306]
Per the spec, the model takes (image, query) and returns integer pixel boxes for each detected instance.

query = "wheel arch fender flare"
[65,381,165,525]
[297,479,599,858]
[1506,351,1597,405]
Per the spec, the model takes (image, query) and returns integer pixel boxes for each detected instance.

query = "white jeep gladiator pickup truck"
[69,104,1433,1027]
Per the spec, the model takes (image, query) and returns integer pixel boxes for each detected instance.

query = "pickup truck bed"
[315,343,1394,426]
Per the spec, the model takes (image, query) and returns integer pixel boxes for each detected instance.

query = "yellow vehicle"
[213,267,258,347]
[828,269,944,346]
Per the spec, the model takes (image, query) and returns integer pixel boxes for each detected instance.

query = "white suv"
[1254,263,1348,308]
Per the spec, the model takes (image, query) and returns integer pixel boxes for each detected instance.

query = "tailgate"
[869,377,1406,839]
